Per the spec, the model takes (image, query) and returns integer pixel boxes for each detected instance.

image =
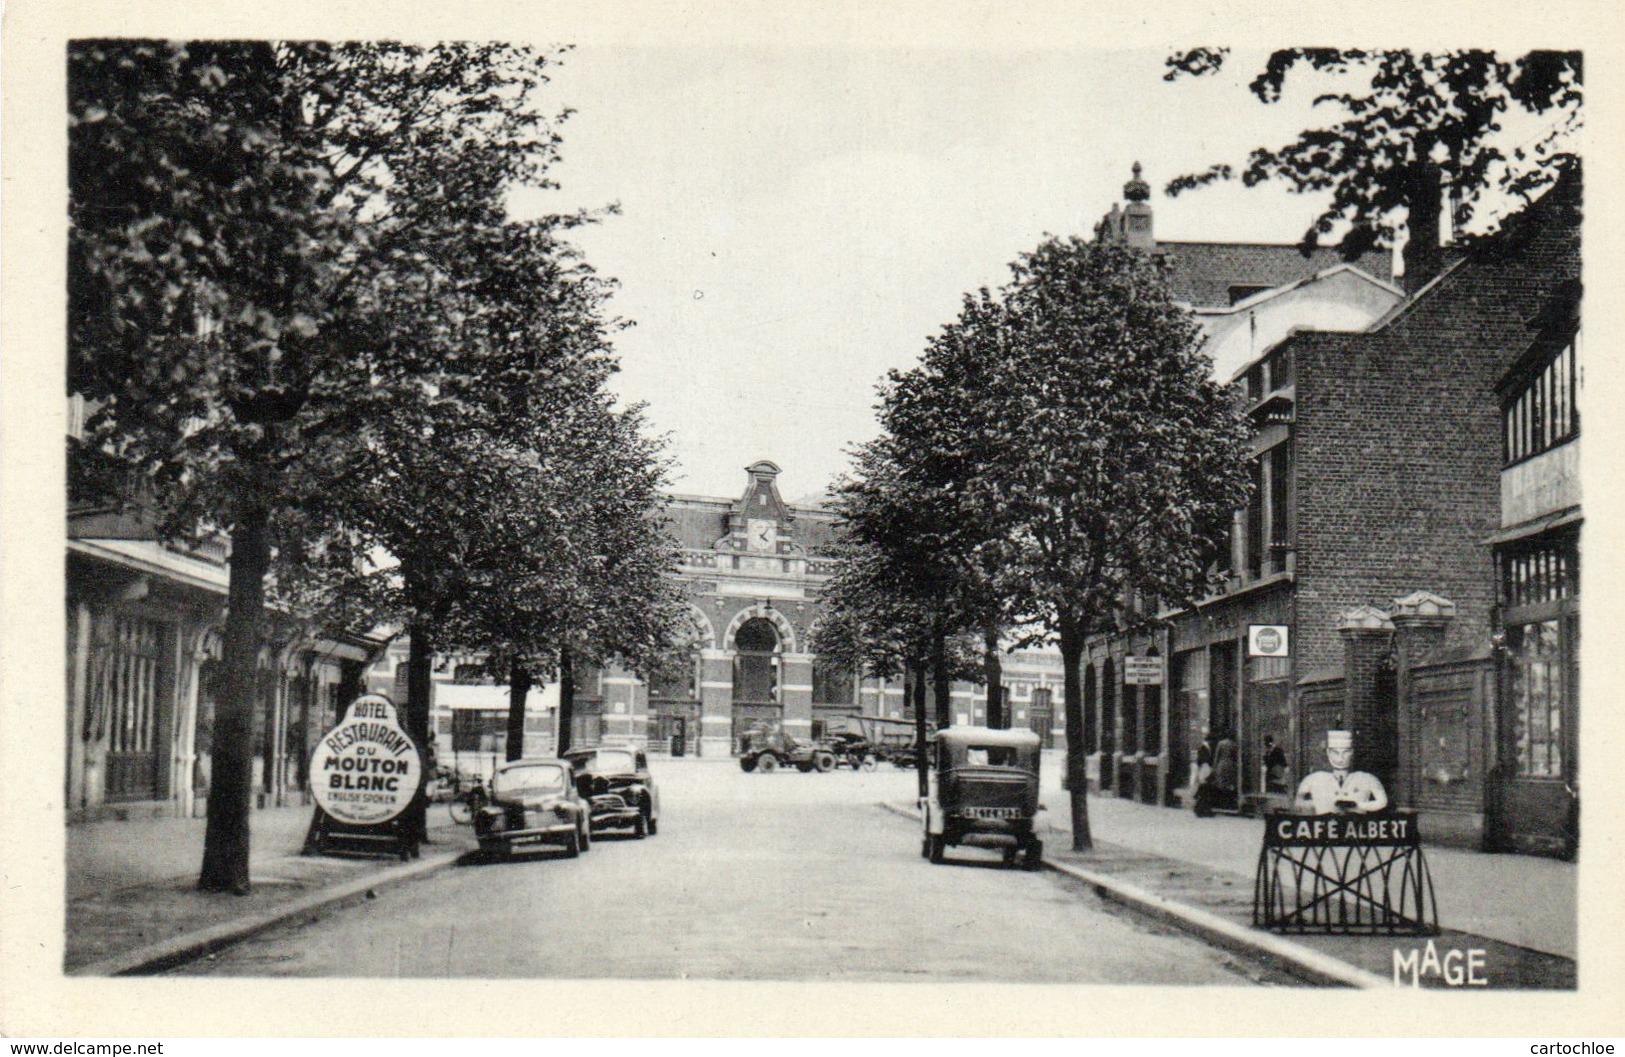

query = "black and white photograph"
[3,0,1624,1042]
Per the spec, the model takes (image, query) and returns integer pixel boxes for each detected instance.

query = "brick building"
[1081,165,1581,856]
[388,459,1067,769]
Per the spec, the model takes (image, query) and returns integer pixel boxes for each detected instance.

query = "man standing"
[1294,730,1388,814]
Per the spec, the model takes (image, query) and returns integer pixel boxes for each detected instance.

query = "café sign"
[309,692,421,826]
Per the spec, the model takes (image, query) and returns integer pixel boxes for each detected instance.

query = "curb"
[71,846,468,977]
[877,801,1386,989]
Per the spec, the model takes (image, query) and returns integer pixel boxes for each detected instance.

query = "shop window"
[1507,620,1564,778]
[1501,537,1578,609]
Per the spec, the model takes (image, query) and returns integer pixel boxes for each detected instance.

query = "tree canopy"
[1164,49,1581,282]
[68,40,670,890]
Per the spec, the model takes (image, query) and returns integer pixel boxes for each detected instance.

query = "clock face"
[747,519,775,552]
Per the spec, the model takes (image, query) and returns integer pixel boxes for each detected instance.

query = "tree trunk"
[403,556,434,844]
[983,622,1004,729]
[198,503,270,894]
[557,645,576,755]
[1401,159,1444,294]
[910,662,929,801]
[505,661,531,762]
[932,631,952,730]
[1059,619,1092,851]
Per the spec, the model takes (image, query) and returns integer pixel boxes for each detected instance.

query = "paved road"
[173,759,1286,983]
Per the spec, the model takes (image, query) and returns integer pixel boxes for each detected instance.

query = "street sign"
[309,692,421,826]
[1123,656,1164,685]
[1250,624,1291,658]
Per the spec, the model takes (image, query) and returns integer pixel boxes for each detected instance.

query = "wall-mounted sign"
[1123,656,1164,685]
[309,692,421,826]
[1249,624,1291,658]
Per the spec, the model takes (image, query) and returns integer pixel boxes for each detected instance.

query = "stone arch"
[723,603,798,655]
[684,604,718,651]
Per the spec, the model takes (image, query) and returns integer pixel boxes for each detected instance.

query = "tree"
[69,41,589,892]
[971,238,1252,850]
[436,396,684,761]
[1164,49,1581,287]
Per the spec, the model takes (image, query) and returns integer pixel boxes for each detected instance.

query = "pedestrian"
[1262,734,1288,793]
[1191,727,1216,818]
[1212,729,1239,812]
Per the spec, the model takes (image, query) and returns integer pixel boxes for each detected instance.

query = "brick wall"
[1290,171,1580,675]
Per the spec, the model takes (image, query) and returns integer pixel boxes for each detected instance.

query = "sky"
[504,45,1367,503]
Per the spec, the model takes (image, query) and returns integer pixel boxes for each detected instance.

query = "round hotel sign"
[309,693,421,825]
[1249,624,1291,658]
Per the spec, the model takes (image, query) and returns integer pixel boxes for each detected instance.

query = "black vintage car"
[921,727,1044,870]
[563,747,661,838]
[473,758,592,860]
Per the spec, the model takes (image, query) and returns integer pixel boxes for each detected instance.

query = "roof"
[1156,241,1382,309]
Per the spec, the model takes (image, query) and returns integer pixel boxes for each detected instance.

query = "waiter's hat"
[1325,729,1354,750]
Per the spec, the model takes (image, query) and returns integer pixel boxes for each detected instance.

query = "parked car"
[473,758,592,860]
[921,726,1044,870]
[563,746,661,838]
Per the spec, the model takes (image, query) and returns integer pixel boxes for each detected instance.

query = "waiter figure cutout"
[1294,729,1388,814]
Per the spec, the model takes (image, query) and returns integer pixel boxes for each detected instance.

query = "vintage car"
[473,758,592,860]
[921,726,1044,870]
[563,746,661,837]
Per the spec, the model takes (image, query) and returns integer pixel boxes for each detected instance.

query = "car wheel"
[1002,845,1019,869]
[647,814,659,836]
[797,761,814,773]
[739,756,757,772]
[756,753,779,774]
[861,754,879,772]
[928,834,945,864]
[814,752,837,773]
[580,821,592,853]
[633,812,648,839]
[564,828,581,858]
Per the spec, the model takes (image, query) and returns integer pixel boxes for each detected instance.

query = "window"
[1228,284,1272,306]
[1501,537,1578,609]
[451,709,507,754]
[1503,336,1579,465]
[1245,457,1265,579]
[1507,620,1564,777]
[812,657,854,705]
[1268,441,1292,573]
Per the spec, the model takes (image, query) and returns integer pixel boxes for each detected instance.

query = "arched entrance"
[731,616,781,747]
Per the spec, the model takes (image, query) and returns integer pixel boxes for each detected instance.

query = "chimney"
[1400,160,1445,295]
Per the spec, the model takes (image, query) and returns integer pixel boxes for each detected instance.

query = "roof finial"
[1124,161,1150,203]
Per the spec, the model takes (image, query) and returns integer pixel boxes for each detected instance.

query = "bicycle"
[432,768,488,825]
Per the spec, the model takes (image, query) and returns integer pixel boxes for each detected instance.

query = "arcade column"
[699,648,735,757]
[600,664,646,747]
[779,652,814,736]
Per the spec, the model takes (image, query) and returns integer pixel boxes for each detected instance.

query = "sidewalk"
[897,782,1576,989]
[66,803,476,974]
